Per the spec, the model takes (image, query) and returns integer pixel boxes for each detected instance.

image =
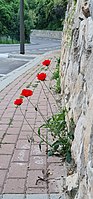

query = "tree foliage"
[0,0,68,42]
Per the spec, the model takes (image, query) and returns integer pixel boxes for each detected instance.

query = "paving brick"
[0,144,15,155]
[31,135,46,145]
[13,115,24,121]
[47,156,62,164]
[12,149,29,162]
[11,121,22,128]
[0,118,12,125]
[21,125,32,132]
[26,188,47,194]
[2,134,18,144]
[23,119,36,126]
[25,113,36,120]
[3,179,25,193]
[30,144,46,156]
[16,140,30,150]
[27,170,47,188]
[8,162,27,178]
[0,125,8,131]
[29,156,46,170]
[7,128,20,135]
[18,131,31,140]
[3,112,14,118]
[48,180,59,194]
[0,110,4,116]
[0,155,11,169]
[0,170,7,186]
[0,131,5,139]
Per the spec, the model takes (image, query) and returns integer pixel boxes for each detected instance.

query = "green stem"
[20,106,51,147]
[43,81,60,110]
[26,97,47,123]
[40,81,54,116]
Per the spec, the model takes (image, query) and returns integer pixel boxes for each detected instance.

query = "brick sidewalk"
[0,51,66,199]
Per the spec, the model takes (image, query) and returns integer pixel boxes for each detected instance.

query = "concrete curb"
[1,194,64,199]
[0,53,8,58]
[0,50,60,92]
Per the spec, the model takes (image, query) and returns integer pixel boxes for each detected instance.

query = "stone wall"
[60,0,93,198]
[30,29,62,40]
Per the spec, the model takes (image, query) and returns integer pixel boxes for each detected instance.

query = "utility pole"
[20,0,25,54]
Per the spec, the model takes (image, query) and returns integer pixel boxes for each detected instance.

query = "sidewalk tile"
[3,179,25,193]
[30,144,46,156]
[26,188,47,194]
[0,144,14,155]
[29,156,46,170]
[8,163,27,178]
[0,170,6,186]
[18,131,31,140]
[0,155,11,169]
[0,125,8,131]
[12,149,29,162]
[27,170,46,188]
[11,121,22,128]
[2,134,18,144]
[0,131,5,139]
[16,140,30,150]
[21,125,32,132]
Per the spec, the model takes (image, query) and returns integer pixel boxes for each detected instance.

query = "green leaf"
[39,140,43,151]
[38,127,41,136]
[52,141,60,151]
[48,150,54,156]
[66,151,72,163]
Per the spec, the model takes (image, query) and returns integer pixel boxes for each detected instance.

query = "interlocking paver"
[0,125,8,131]
[0,144,15,155]
[2,134,18,144]
[30,144,46,156]
[16,140,30,150]
[12,149,29,162]
[26,170,46,188]
[0,155,11,169]
[0,131,5,139]
[10,121,23,128]
[0,170,6,186]
[3,179,25,193]
[7,163,27,178]
[6,127,20,135]
[18,131,31,140]
[29,156,46,170]
[21,125,32,132]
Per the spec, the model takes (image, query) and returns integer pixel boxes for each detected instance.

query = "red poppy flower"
[21,89,33,97]
[14,98,23,106]
[42,59,51,66]
[37,73,46,81]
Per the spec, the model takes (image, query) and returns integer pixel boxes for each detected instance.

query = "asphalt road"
[0,37,61,76]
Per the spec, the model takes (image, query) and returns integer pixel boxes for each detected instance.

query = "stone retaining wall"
[60,0,93,198]
[30,29,62,40]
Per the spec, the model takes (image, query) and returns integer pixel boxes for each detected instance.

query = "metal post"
[20,0,25,54]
